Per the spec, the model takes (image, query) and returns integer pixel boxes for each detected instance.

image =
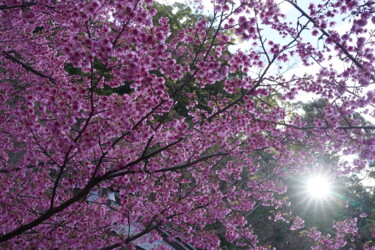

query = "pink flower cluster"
[0,0,374,248]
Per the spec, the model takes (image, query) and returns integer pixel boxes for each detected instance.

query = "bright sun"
[306,175,331,199]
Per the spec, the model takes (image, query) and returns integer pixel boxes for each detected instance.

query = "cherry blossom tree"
[0,0,374,248]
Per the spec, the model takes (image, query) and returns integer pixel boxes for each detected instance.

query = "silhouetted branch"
[2,51,55,83]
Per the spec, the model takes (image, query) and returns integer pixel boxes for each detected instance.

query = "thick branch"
[105,152,228,179]
[0,178,99,242]
[102,138,185,180]
[2,51,56,83]
[0,2,36,10]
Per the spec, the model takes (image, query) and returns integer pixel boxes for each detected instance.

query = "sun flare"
[306,175,331,199]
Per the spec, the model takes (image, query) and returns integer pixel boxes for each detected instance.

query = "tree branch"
[2,51,56,83]
[286,0,375,82]
[102,138,185,180]
[256,119,375,130]
[0,2,37,10]
[105,152,229,179]
[0,178,99,242]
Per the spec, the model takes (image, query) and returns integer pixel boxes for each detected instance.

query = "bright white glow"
[306,175,331,199]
